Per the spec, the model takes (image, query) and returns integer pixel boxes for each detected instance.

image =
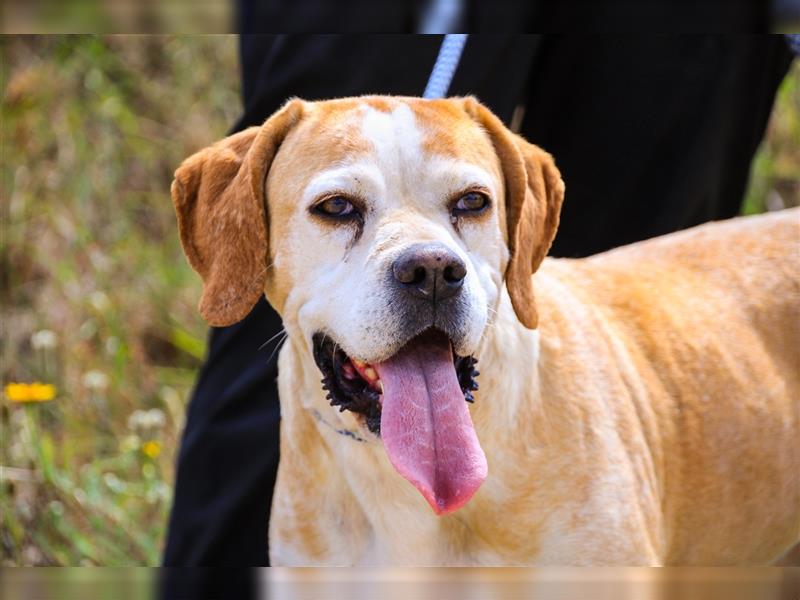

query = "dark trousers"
[162,35,792,566]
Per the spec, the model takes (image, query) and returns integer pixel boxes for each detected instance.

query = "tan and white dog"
[172,96,800,566]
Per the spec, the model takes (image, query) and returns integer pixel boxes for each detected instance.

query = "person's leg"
[162,297,283,566]
[518,35,793,257]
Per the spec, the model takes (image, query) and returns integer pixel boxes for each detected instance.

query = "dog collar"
[310,409,369,443]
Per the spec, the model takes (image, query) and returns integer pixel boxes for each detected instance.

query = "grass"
[1,36,798,566]
[2,35,239,566]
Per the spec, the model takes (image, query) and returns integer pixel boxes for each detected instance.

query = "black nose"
[392,243,467,302]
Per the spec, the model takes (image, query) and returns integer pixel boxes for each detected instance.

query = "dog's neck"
[471,287,544,432]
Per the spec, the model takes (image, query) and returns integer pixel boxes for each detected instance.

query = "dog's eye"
[313,196,358,218]
[453,192,489,215]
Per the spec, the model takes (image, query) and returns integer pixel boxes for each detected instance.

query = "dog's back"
[575,207,799,381]
[538,207,800,564]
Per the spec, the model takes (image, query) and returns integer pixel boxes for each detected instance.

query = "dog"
[171,96,800,566]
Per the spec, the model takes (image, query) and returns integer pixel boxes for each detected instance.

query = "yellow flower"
[29,383,57,401]
[141,440,161,459]
[5,382,56,402]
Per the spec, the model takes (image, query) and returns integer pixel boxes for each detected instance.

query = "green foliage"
[742,60,800,214]
[2,35,239,566]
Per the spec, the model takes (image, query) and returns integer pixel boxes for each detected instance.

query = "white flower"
[120,434,142,451]
[127,410,146,431]
[127,408,166,431]
[82,370,109,391]
[143,408,166,429]
[31,329,57,350]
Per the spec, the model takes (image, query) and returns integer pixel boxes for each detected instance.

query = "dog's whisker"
[265,332,289,365]
[259,327,288,351]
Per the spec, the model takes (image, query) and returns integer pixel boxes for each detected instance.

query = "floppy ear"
[171,99,304,326]
[460,97,565,329]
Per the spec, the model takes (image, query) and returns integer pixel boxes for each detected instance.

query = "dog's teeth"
[378,380,384,393]
[352,358,366,368]
[364,367,377,382]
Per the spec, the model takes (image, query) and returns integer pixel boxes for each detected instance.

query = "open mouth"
[312,328,486,515]
[312,329,480,436]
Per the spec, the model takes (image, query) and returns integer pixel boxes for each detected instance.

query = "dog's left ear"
[171,99,304,326]
[459,97,565,329]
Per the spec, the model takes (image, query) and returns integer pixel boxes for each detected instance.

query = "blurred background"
[1,35,799,566]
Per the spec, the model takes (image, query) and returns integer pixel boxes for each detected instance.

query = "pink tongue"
[375,330,487,515]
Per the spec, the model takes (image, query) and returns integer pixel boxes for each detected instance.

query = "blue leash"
[423,34,469,99]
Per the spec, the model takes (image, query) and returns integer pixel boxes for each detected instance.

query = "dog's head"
[172,96,564,514]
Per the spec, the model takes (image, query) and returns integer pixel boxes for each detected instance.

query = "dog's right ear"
[171,99,304,326]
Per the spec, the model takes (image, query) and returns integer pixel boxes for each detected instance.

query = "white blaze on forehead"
[360,103,425,191]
